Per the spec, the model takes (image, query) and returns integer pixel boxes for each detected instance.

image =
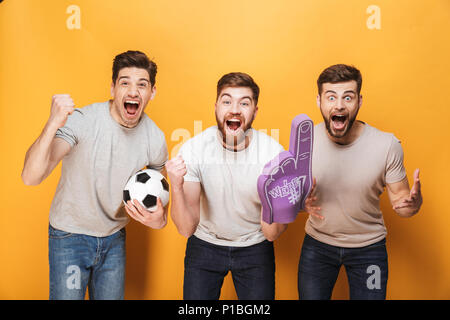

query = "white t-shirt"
[179,126,284,247]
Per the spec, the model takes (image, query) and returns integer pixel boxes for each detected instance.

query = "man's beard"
[322,112,357,139]
[215,113,254,149]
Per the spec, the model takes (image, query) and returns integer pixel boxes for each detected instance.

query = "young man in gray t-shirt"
[21,51,168,300]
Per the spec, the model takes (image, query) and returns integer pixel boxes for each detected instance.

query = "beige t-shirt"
[305,122,406,248]
[179,126,284,247]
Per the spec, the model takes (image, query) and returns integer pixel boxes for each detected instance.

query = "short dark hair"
[112,50,157,86]
[217,72,260,105]
[317,64,362,95]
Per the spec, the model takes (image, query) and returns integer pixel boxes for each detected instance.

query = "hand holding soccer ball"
[123,169,170,229]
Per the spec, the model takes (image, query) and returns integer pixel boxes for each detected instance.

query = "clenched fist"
[165,155,187,190]
[47,94,75,130]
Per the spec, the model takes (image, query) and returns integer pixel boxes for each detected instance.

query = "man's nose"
[335,98,345,109]
[127,84,139,97]
[230,102,241,114]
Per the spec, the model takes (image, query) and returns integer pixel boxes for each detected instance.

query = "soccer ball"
[123,169,170,212]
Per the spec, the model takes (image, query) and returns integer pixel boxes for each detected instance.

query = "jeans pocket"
[48,225,74,239]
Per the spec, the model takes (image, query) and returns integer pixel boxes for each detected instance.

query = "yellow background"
[1,0,449,299]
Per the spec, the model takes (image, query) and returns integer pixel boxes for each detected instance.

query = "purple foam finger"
[258,152,296,224]
[289,115,314,209]
[257,114,314,224]
[257,173,273,224]
[260,150,293,176]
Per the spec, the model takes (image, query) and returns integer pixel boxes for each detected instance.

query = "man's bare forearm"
[22,123,59,185]
[170,185,199,238]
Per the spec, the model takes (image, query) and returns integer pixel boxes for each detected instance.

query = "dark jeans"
[298,234,388,300]
[183,236,275,300]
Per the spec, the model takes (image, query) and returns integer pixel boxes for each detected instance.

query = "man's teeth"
[125,101,139,105]
[226,119,241,131]
[227,119,241,126]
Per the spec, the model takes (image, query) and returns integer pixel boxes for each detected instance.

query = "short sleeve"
[147,131,169,171]
[178,140,200,183]
[385,135,407,184]
[55,109,85,147]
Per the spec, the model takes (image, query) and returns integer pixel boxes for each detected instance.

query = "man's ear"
[253,106,259,121]
[359,94,363,108]
[316,94,321,108]
[110,82,115,98]
[150,86,157,101]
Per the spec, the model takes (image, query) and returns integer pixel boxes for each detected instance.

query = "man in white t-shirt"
[166,72,287,299]
[300,64,423,300]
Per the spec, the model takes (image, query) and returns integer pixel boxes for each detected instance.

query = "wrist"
[171,184,184,193]
[44,120,60,135]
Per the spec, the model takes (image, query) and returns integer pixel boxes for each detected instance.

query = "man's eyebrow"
[118,76,150,83]
[219,93,253,101]
[324,90,356,95]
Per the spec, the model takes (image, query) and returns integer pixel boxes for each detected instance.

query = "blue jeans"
[183,236,275,300]
[48,224,126,300]
[298,234,388,300]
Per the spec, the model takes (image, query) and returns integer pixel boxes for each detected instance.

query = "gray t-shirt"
[49,101,168,237]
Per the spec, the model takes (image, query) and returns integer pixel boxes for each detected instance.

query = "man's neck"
[217,128,253,152]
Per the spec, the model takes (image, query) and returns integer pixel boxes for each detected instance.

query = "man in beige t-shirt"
[299,64,423,300]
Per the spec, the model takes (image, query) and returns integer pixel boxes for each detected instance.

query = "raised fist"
[165,155,187,190]
[48,94,75,129]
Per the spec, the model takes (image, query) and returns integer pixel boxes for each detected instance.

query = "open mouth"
[226,118,242,132]
[331,114,347,131]
[124,100,140,117]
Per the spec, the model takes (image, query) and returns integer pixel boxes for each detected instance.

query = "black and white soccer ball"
[123,169,170,211]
